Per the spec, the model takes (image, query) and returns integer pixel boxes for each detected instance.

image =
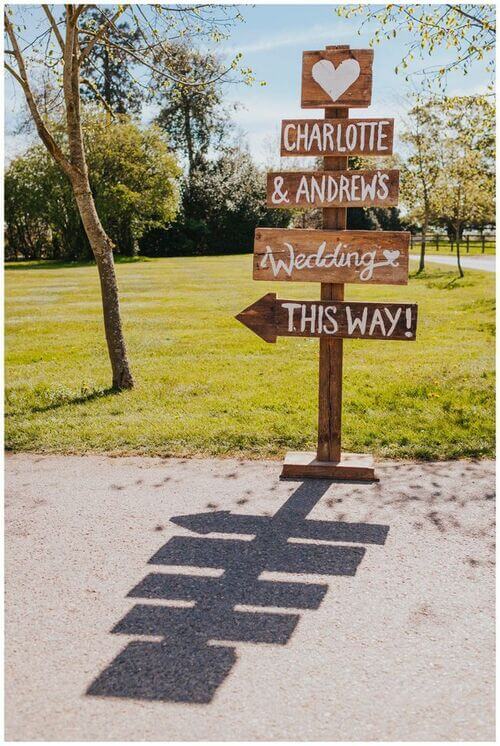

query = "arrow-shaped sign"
[171,510,388,545]
[236,293,417,343]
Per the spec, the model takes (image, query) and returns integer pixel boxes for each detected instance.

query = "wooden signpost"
[236,44,419,481]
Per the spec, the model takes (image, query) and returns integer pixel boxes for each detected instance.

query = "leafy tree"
[371,207,406,231]
[429,96,494,276]
[141,146,291,256]
[438,95,495,165]
[86,116,180,255]
[345,155,405,232]
[338,4,495,89]
[153,46,237,174]
[81,9,142,115]
[6,115,181,261]
[399,101,441,272]
[397,94,494,276]
[4,3,252,388]
[5,154,61,260]
[432,147,493,277]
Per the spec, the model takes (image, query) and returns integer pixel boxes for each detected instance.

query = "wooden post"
[317,83,348,462]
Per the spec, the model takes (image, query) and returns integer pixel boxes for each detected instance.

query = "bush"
[5,114,181,261]
[140,147,292,256]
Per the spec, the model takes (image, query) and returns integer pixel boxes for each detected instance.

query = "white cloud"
[223,24,351,56]
[4,133,35,165]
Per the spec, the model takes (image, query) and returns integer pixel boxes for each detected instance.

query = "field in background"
[5,255,495,460]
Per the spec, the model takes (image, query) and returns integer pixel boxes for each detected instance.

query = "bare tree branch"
[4,12,73,178]
[80,76,116,117]
[447,4,495,31]
[4,61,24,86]
[78,7,126,62]
[77,30,233,87]
[42,5,65,52]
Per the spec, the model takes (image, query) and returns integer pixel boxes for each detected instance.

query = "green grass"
[5,255,495,460]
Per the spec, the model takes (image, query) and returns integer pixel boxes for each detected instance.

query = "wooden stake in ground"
[282,45,376,480]
[317,101,348,464]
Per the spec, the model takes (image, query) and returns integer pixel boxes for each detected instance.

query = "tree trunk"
[72,182,134,389]
[5,9,134,389]
[418,214,428,273]
[456,225,464,278]
[182,96,194,176]
[64,15,134,390]
[103,45,111,109]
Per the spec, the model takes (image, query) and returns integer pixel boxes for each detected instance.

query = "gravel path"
[5,454,495,741]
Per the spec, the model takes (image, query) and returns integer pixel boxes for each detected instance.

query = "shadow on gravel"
[86,480,389,704]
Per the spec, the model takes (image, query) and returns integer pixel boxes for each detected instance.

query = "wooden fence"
[410,233,496,253]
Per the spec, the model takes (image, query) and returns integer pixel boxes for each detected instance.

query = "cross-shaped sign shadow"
[87,481,389,704]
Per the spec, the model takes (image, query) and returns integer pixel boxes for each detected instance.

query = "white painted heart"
[383,249,400,264]
[311,58,360,102]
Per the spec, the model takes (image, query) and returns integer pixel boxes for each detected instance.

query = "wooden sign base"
[280,451,377,481]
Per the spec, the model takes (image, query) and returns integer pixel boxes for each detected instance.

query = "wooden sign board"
[236,293,417,343]
[301,48,373,108]
[280,118,394,157]
[267,170,399,209]
[253,228,410,285]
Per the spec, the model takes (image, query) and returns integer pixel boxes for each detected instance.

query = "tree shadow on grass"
[86,480,389,704]
[19,387,118,415]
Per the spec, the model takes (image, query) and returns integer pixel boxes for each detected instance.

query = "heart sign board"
[301,49,373,108]
[253,229,410,285]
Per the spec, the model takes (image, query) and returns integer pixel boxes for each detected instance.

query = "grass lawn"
[5,255,495,460]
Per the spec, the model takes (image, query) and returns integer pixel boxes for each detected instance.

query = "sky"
[4,3,493,165]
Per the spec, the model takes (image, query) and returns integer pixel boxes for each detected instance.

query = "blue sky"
[4,3,493,165]
[217,4,492,162]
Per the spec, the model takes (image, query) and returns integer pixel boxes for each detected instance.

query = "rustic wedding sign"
[236,44,418,480]
[301,48,373,108]
[253,229,410,284]
[236,295,417,342]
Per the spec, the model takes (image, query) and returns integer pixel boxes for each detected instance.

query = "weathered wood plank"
[267,170,399,208]
[281,451,377,481]
[235,294,418,342]
[280,118,394,156]
[301,48,373,108]
[276,298,417,341]
[253,228,410,285]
